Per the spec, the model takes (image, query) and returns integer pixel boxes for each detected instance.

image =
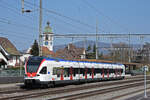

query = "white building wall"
[20,54,32,63]
[43,34,53,51]
[0,52,8,69]
[0,52,7,63]
[8,56,20,67]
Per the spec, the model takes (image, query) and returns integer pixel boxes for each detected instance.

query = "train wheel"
[47,82,55,88]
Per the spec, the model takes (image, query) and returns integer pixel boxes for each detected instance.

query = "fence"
[0,69,24,77]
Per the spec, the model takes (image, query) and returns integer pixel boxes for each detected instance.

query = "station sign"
[142,65,149,72]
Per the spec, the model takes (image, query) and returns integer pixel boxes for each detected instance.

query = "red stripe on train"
[61,68,64,80]
[70,67,73,80]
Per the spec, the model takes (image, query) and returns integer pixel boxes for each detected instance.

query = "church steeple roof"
[44,21,53,34]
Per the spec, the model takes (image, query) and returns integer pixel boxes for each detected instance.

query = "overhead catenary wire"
[1,0,94,35]
[81,0,130,32]
[0,1,35,22]
[24,0,106,33]
[24,2,91,33]
[0,28,36,39]
[0,19,38,31]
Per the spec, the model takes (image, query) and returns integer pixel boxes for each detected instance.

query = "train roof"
[29,56,124,66]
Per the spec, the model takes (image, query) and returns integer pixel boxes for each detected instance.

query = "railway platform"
[0,83,23,89]
[126,91,150,100]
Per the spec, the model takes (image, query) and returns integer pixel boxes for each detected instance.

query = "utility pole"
[21,0,31,13]
[39,0,42,56]
[84,37,87,59]
[128,33,131,63]
[96,19,98,59]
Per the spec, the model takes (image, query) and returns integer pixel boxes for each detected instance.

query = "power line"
[82,0,130,32]
[0,28,36,39]
[0,32,34,40]
[0,19,38,31]
[24,2,91,32]
[0,0,38,31]
[0,1,35,21]
[24,0,106,33]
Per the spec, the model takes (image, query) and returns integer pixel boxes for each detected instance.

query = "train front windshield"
[26,57,43,73]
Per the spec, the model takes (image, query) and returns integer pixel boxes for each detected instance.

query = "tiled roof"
[53,44,84,59]
[0,37,20,55]
[42,46,54,57]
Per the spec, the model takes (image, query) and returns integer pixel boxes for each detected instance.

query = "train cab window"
[40,67,47,74]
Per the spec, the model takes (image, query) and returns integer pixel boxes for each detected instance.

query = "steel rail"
[50,81,150,100]
[0,78,148,100]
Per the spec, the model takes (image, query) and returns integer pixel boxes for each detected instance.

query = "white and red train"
[24,56,125,87]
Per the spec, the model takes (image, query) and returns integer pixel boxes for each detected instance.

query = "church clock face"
[45,41,48,45]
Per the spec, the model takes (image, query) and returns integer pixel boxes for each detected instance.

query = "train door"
[39,66,48,81]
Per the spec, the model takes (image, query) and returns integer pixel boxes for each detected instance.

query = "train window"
[40,67,47,74]
[121,69,123,73]
[64,68,69,77]
[95,68,102,74]
[109,69,113,74]
[87,68,91,75]
[80,68,85,76]
[53,67,61,77]
[83,68,85,76]
[93,68,96,75]
[75,68,79,76]
[53,67,56,75]
[73,68,75,77]
[104,69,107,75]
[100,69,103,74]
[95,68,98,74]
[80,68,83,74]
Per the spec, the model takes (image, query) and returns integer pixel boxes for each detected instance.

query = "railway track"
[0,78,146,94]
[0,76,147,93]
[49,81,150,100]
[0,78,149,100]
[109,87,150,100]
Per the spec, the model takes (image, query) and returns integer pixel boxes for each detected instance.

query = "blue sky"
[0,0,150,50]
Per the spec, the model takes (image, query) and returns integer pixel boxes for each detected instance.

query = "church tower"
[43,21,53,51]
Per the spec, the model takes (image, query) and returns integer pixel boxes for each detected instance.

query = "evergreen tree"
[93,43,96,55]
[30,40,39,56]
[86,45,91,52]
